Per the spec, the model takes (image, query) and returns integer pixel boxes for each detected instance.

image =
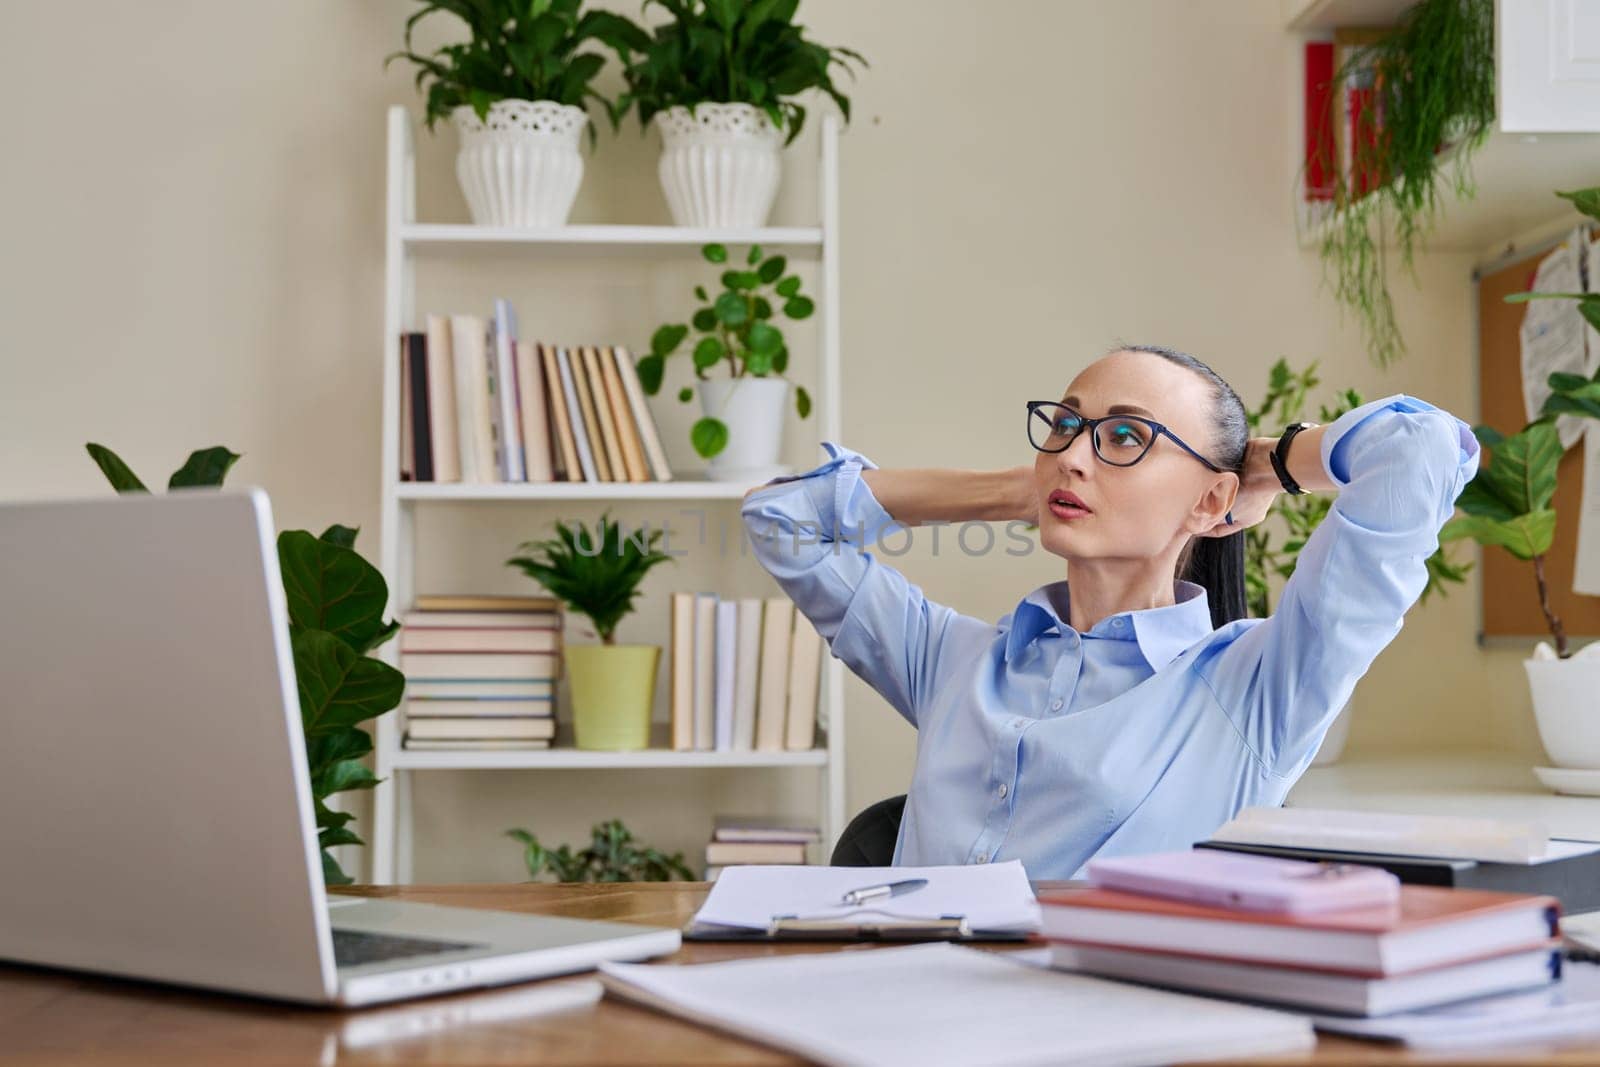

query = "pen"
[838,878,929,907]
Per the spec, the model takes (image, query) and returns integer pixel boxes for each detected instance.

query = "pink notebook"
[1085,848,1401,915]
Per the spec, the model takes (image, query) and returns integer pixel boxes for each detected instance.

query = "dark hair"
[1112,343,1249,629]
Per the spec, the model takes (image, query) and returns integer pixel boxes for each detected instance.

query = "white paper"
[599,941,1314,1067]
[1520,229,1590,450]
[1213,806,1550,863]
[689,861,1042,933]
[1311,961,1600,1048]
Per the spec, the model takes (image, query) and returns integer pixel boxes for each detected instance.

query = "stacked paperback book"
[704,815,822,881]
[398,298,674,484]
[399,595,562,750]
[1040,848,1564,1017]
[670,593,823,754]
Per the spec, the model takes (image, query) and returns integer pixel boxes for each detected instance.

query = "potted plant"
[1461,188,1600,773]
[507,512,675,750]
[1305,0,1494,367]
[607,0,866,228]
[1241,362,1469,765]
[638,242,814,479]
[387,0,640,228]
[85,444,403,885]
[507,818,695,881]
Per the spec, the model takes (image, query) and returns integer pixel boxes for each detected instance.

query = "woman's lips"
[1048,491,1092,521]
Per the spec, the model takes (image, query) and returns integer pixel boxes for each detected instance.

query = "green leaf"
[322,850,353,887]
[757,255,786,284]
[292,629,405,737]
[279,531,398,654]
[306,726,372,778]
[721,270,759,291]
[693,336,726,370]
[316,758,380,796]
[775,276,801,298]
[692,307,718,332]
[651,323,688,357]
[795,385,811,418]
[693,285,709,301]
[314,797,355,831]
[1440,510,1557,561]
[747,321,782,354]
[168,447,241,489]
[702,243,728,264]
[783,295,814,319]
[753,296,773,320]
[691,416,729,459]
[319,825,364,849]
[1557,186,1600,223]
[1477,420,1561,514]
[85,444,149,493]
[1454,477,1519,522]
[746,244,763,265]
[743,350,773,375]
[772,345,788,374]
[636,354,665,394]
[677,386,693,403]
[320,524,358,550]
[1472,424,1506,449]
[714,291,749,326]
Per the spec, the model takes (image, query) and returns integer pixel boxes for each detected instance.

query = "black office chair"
[830,794,907,866]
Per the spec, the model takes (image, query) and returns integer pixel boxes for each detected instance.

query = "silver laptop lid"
[0,489,338,1002]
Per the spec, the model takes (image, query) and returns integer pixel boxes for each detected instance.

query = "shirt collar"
[999,579,1214,671]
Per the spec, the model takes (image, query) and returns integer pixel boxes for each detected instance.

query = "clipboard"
[683,911,1033,943]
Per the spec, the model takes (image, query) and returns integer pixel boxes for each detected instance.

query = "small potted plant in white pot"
[608,0,866,228]
[507,512,674,750]
[388,0,639,228]
[1242,361,1468,766]
[636,242,815,481]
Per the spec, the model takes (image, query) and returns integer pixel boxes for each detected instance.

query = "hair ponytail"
[1114,343,1251,629]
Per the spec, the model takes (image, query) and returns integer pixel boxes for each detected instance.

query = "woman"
[739,345,1479,880]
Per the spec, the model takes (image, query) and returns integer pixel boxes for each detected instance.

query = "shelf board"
[399,223,825,258]
[396,478,758,502]
[391,724,829,770]
[1298,129,1600,256]
[1285,0,1413,31]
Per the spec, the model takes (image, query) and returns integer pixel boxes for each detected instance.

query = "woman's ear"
[1184,472,1238,534]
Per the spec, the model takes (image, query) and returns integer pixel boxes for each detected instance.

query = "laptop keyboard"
[332,928,479,967]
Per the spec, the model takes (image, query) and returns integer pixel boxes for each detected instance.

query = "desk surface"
[4,881,1598,1066]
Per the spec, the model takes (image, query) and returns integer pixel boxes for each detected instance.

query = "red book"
[1038,885,1559,977]
[1304,41,1336,202]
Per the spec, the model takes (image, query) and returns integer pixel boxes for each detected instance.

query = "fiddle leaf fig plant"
[1240,361,1469,618]
[506,510,675,644]
[507,819,695,882]
[637,242,815,460]
[84,444,403,886]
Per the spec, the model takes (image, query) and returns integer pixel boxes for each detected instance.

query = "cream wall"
[0,1,1535,883]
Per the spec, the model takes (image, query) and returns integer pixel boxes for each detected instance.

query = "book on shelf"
[669,591,821,755]
[400,628,560,653]
[403,697,553,717]
[397,301,675,484]
[705,841,809,866]
[413,594,561,612]
[405,717,556,742]
[403,738,553,751]
[405,679,555,700]
[399,652,559,680]
[712,814,821,845]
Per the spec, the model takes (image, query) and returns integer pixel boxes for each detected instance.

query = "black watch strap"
[1270,422,1315,496]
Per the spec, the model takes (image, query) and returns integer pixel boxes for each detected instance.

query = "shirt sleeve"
[740,441,958,729]
[1196,394,1481,778]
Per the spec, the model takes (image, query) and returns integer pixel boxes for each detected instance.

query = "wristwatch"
[1269,422,1316,496]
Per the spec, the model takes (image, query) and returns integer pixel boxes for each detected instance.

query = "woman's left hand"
[1197,438,1281,538]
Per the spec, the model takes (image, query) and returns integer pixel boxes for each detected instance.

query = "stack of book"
[398,298,674,485]
[1040,852,1564,1017]
[399,594,562,750]
[669,593,823,754]
[704,815,822,882]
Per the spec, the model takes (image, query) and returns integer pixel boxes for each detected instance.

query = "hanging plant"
[1307,0,1494,367]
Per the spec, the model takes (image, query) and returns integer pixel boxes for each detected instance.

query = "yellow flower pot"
[565,644,660,751]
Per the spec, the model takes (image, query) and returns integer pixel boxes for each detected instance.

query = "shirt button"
[1112,618,1127,628]
[1012,718,1025,729]
[998,783,1008,799]
[975,852,988,864]
[1050,699,1063,711]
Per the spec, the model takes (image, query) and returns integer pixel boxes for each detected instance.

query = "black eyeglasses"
[1025,400,1226,473]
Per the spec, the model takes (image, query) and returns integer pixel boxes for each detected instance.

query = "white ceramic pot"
[1310,699,1353,767]
[451,100,586,228]
[655,103,782,229]
[698,376,790,482]
[1525,653,1600,769]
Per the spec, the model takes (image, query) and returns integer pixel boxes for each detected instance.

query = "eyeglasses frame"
[1025,400,1227,474]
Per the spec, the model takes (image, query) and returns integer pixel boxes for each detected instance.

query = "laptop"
[0,488,681,1006]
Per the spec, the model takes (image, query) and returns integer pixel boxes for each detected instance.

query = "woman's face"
[1032,350,1236,566]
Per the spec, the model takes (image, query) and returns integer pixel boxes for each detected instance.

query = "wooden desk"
[3,881,1597,1065]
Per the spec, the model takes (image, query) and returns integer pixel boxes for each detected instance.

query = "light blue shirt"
[740,395,1480,879]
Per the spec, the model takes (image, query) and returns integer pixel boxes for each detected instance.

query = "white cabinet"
[1500,0,1600,131]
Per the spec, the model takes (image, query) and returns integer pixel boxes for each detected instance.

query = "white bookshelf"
[368,105,847,884]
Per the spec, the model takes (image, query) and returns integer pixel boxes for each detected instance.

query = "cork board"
[1477,236,1600,639]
